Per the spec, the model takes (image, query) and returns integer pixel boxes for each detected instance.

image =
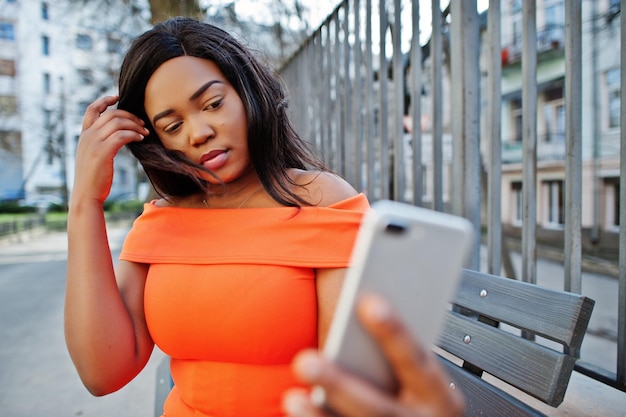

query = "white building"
[0,0,150,205]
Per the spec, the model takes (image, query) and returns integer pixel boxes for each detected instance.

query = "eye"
[164,121,183,134]
[204,98,224,111]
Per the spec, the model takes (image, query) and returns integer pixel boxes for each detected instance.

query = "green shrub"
[0,201,37,214]
[107,199,145,213]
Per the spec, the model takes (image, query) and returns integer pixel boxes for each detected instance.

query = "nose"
[188,114,215,147]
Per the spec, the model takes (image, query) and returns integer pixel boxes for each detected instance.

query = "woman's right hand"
[72,95,148,205]
[284,294,465,417]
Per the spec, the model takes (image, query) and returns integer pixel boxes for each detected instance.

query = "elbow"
[79,371,128,397]
[85,385,113,397]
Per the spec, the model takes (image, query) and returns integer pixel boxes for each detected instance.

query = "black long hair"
[118,17,327,206]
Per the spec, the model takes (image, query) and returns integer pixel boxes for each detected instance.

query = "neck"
[200,171,266,209]
[201,184,264,209]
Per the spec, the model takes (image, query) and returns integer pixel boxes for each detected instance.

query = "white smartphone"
[317,200,474,398]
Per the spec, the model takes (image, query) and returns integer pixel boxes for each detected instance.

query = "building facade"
[496,0,621,258]
[0,0,150,205]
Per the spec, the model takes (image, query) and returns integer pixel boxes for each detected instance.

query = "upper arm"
[301,170,358,346]
[115,260,154,364]
[316,267,348,348]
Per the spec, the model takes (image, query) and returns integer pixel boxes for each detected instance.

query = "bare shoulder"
[290,169,358,207]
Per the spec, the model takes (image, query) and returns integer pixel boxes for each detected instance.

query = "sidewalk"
[0,221,131,265]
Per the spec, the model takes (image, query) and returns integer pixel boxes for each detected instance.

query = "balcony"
[501,24,565,66]
[502,133,566,164]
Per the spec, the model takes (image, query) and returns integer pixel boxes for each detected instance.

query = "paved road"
[0,223,621,415]
[0,224,165,417]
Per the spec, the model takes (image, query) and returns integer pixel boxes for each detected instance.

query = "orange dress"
[119,193,369,417]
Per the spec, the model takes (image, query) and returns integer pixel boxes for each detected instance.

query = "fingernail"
[283,392,306,416]
[295,353,322,382]
[362,294,392,323]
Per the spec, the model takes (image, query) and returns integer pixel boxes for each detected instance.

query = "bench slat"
[452,269,594,348]
[436,269,595,409]
[439,312,576,406]
[439,357,548,417]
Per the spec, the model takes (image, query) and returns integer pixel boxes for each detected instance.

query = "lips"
[200,149,228,171]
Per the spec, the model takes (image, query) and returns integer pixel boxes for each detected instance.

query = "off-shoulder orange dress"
[119,193,369,417]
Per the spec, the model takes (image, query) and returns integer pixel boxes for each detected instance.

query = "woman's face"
[144,56,251,185]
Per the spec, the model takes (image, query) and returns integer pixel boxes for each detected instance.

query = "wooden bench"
[437,269,595,417]
[154,268,595,417]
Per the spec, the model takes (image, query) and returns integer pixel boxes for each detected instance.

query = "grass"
[0,211,66,223]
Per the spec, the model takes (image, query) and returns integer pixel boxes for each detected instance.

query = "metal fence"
[280,0,625,392]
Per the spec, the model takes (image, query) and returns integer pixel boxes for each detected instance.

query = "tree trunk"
[148,0,203,24]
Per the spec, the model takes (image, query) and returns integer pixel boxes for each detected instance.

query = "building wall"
[0,0,150,204]
[498,0,621,244]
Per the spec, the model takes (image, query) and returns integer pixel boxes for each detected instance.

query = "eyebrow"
[151,80,225,126]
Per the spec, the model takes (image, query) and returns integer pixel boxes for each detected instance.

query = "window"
[76,34,93,51]
[42,2,49,20]
[0,95,17,114]
[107,36,122,53]
[511,181,523,223]
[512,19,522,48]
[0,131,22,156]
[609,0,620,14]
[605,177,620,228]
[511,0,522,13]
[77,69,93,85]
[117,168,128,185]
[43,73,51,94]
[543,87,565,143]
[42,35,50,55]
[543,103,565,142]
[0,22,15,40]
[544,3,564,29]
[544,180,564,226]
[43,109,52,129]
[510,99,523,142]
[78,101,90,115]
[606,68,620,129]
[0,59,16,76]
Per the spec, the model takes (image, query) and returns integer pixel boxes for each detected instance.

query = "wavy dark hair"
[118,17,327,206]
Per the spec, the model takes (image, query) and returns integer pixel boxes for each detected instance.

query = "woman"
[64,17,463,417]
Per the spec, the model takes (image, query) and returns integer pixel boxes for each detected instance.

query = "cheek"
[155,132,185,152]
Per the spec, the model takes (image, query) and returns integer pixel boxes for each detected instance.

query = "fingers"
[283,388,329,417]
[356,294,429,387]
[72,97,150,204]
[288,350,400,417]
[287,296,465,417]
[356,295,465,417]
[81,95,119,130]
[87,110,149,146]
[81,96,148,143]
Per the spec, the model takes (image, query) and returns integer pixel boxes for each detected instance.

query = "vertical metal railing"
[431,0,444,212]
[521,0,538,285]
[450,1,481,269]
[618,0,626,389]
[486,0,502,276]
[564,0,582,295]
[280,0,626,391]
[410,0,422,207]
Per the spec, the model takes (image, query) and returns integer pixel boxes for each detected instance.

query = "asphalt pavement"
[0,222,165,417]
